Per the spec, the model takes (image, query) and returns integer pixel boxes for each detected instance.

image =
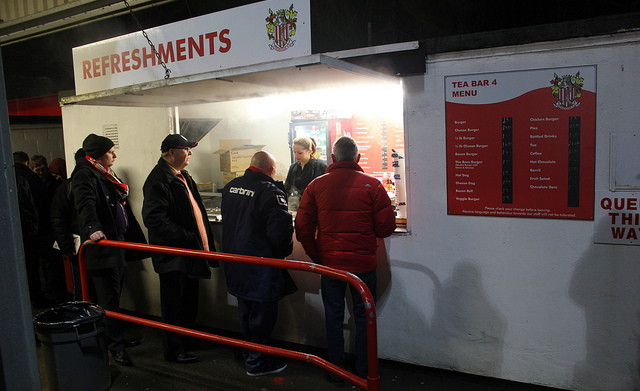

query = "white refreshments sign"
[72,0,311,95]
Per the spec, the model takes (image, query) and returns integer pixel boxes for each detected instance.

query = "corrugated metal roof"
[1,0,104,24]
[0,0,173,45]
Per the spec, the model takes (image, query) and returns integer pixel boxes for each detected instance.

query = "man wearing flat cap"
[71,133,147,366]
[142,134,217,364]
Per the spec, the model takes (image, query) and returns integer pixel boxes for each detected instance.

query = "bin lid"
[33,301,105,330]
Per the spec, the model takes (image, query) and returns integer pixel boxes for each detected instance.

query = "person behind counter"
[142,134,217,365]
[283,137,327,205]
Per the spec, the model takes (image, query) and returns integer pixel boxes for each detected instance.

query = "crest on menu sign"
[265,4,298,51]
[550,72,584,110]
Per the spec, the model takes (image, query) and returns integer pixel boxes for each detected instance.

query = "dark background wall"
[2,0,640,100]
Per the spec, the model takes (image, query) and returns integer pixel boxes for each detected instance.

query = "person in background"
[30,154,68,303]
[48,157,67,181]
[221,151,296,377]
[13,151,48,308]
[295,136,396,383]
[31,155,60,186]
[50,152,84,300]
[142,134,217,364]
[71,134,147,366]
[283,137,327,209]
[48,156,79,298]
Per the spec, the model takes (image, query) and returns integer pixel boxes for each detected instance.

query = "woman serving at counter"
[284,137,328,202]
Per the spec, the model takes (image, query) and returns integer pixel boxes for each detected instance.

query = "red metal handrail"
[78,240,380,391]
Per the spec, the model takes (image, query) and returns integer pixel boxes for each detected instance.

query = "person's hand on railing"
[89,230,106,241]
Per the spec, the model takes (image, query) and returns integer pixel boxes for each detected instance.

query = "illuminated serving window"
[286,83,407,230]
[184,81,408,232]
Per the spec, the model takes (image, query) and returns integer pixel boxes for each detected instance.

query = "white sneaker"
[246,361,287,377]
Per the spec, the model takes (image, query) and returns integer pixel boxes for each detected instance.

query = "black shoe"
[124,338,142,348]
[165,352,199,364]
[112,350,133,366]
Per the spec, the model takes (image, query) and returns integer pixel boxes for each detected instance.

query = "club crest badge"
[265,4,298,52]
[276,194,287,206]
[550,72,584,110]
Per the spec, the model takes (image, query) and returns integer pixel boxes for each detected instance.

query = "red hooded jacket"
[295,161,396,273]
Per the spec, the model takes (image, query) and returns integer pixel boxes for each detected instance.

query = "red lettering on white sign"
[80,30,233,79]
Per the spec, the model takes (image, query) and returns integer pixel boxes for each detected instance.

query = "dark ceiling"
[2,0,640,100]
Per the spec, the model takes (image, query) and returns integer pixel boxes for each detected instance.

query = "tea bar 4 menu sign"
[445,66,596,219]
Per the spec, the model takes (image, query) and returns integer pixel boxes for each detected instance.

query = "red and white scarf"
[85,155,129,202]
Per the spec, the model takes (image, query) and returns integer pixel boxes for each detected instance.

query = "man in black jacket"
[221,151,296,377]
[30,154,68,303]
[71,134,146,366]
[13,151,47,307]
[142,134,216,364]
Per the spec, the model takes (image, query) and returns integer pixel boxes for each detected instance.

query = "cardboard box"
[214,140,265,172]
[222,171,244,185]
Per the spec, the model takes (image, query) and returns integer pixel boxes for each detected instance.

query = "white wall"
[384,32,640,391]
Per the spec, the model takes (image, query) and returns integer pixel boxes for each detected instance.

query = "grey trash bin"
[33,302,110,391]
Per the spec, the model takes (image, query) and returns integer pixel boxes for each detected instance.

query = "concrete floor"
[37,321,568,391]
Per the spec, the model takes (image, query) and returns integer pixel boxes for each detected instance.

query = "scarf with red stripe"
[85,155,129,203]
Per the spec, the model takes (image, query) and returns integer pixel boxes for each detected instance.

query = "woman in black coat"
[71,134,146,367]
[284,136,327,210]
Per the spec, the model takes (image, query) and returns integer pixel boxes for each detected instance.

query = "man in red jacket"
[295,136,396,382]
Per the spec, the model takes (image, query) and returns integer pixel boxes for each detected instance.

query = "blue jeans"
[237,298,279,371]
[321,270,377,378]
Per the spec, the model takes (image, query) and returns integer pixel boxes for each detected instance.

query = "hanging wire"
[123,0,171,79]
